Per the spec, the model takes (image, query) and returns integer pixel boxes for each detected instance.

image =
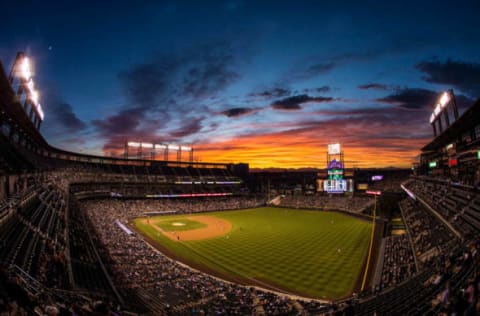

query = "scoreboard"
[318,143,354,194]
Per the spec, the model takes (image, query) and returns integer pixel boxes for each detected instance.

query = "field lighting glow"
[127,142,141,147]
[168,144,179,150]
[328,143,341,155]
[37,105,44,120]
[181,146,192,151]
[26,79,35,92]
[439,92,450,108]
[155,144,167,149]
[19,57,32,80]
[11,55,45,122]
[430,91,451,124]
[30,90,39,104]
[141,143,153,148]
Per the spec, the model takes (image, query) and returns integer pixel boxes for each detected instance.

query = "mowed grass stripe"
[134,207,371,299]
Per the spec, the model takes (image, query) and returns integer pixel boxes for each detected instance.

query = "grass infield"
[133,207,372,299]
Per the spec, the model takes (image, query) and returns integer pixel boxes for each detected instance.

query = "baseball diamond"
[133,207,372,299]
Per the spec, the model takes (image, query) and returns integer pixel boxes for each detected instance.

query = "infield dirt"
[139,215,232,241]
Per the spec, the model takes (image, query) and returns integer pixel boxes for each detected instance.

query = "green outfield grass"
[133,207,372,299]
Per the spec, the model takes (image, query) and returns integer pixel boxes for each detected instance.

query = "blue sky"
[1,0,479,167]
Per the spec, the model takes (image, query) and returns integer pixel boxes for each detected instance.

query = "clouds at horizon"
[2,1,480,168]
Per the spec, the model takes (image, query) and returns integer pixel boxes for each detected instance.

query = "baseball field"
[133,207,372,299]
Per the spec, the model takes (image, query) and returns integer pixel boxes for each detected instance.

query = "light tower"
[429,90,459,137]
[8,52,45,130]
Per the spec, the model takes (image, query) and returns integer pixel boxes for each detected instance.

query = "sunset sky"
[1,1,480,168]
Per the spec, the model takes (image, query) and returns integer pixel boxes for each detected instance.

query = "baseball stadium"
[1,3,480,315]
[1,51,479,315]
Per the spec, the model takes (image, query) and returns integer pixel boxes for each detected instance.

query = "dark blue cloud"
[221,107,258,117]
[271,94,334,110]
[47,102,87,132]
[416,59,480,97]
[358,83,391,90]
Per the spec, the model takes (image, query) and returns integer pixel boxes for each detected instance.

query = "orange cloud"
[195,129,428,169]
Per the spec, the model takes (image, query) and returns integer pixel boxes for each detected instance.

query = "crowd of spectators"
[3,168,480,315]
[279,195,374,213]
[400,198,455,265]
[81,197,316,315]
[379,235,416,290]
[406,177,480,238]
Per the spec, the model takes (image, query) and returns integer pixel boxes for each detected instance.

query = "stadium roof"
[422,98,480,152]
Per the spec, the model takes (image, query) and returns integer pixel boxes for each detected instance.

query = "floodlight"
[37,104,44,121]
[168,144,179,150]
[19,57,32,80]
[439,92,450,108]
[433,104,441,116]
[128,142,141,147]
[181,146,192,151]
[30,90,39,105]
[141,143,153,148]
[429,113,435,124]
[26,79,35,93]
[155,144,167,149]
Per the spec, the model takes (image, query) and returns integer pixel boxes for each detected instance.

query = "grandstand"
[1,52,480,316]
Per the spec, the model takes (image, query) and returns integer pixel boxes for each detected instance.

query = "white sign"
[328,143,341,155]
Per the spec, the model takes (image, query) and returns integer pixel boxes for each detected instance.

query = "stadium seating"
[279,195,374,213]
[0,166,479,315]
[406,177,480,237]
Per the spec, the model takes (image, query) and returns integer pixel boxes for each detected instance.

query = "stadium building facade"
[418,97,480,186]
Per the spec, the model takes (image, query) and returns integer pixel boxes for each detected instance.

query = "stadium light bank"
[8,53,45,127]
[429,90,459,137]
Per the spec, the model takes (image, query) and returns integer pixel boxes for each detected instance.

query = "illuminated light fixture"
[430,91,451,123]
[141,142,153,148]
[328,143,341,155]
[37,104,44,121]
[429,161,437,168]
[155,144,167,149]
[215,181,241,184]
[30,90,39,105]
[366,190,382,196]
[127,142,141,147]
[19,57,32,80]
[477,150,480,159]
[26,79,35,93]
[401,184,416,200]
[181,146,192,151]
[168,144,179,150]
[439,91,450,108]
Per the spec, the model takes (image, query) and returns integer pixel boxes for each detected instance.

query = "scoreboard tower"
[321,143,353,194]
